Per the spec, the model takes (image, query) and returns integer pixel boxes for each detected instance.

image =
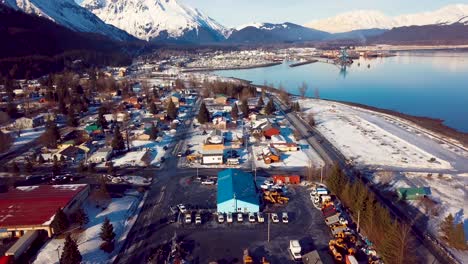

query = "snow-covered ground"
[298,99,466,171]
[5,126,45,150]
[33,191,145,264]
[298,98,468,262]
[109,135,172,167]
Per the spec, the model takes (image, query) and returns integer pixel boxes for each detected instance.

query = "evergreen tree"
[257,96,264,109]
[454,223,467,249]
[10,162,20,175]
[111,126,125,152]
[149,123,159,140]
[51,208,69,234]
[74,208,89,228]
[100,217,116,243]
[240,99,249,116]
[6,102,17,118]
[60,234,82,264]
[0,130,12,153]
[52,159,61,175]
[97,107,108,129]
[149,102,158,115]
[67,107,79,127]
[24,159,34,173]
[166,100,177,120]
[41,120,60,148]
[231,103,239,121]
[264,99,276,115]
[197,102,210,124]
[440,213,455,241]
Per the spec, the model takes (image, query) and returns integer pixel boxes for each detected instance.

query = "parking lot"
[150,176,334,263]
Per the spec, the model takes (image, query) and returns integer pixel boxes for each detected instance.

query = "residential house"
[59,146,86,163]
[13,114,45,129]
[88,147,112,163]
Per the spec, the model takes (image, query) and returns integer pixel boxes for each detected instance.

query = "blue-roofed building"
[217,169,260,213]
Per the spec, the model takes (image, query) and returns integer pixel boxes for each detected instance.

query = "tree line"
[326,164,417,264]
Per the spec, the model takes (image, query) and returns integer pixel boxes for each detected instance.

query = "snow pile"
[11,127,45,147]
[33,192,144,264]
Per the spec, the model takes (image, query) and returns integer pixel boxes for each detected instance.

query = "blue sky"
[76,0,468,27]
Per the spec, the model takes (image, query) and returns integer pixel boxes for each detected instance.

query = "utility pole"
[320,166,323,184]
[267,213,270,243]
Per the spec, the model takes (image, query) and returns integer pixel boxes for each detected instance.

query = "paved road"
[272,96,458,264]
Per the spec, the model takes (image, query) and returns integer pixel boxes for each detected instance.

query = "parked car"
[237,213,243,222]
[177,152,182,157]
[248,213,256,223]
[184,213,191,224]
[177,204,187,213]
[195,213,202,224]
[163,146,168,150]
[201,179,215,185]
[155,163,161,168]
[271,213,280,223]
[227,213,233,223]
[218,213,225,223]
[257,213,265,223]
[282,212,289,223]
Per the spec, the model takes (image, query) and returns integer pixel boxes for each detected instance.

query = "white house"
[88,147,112,163]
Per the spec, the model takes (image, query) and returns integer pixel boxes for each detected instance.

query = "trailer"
[272,175,300,185]
[5,230,39,259]
[325,213,341,226]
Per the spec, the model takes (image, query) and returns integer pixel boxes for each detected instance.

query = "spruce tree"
[440,213,455,241]
[51,208,69,234]
[166,100,177,120]
[149,102,158,115]
[42,120,61,148]
[231,103,239,121]
[240,99,249,116]
[149,123,159,140]
[197,102,210,124]
[264,99,276,115]
[60,234,82,264]
[97,107,108,129]
[454,223,467,249]
[111,126,125,152]
[67,107,79,127]
[100,217,116,243]
[257,96,264,109]
[74,208,89,228]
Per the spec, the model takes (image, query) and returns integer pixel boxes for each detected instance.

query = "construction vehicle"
[325,213,348,226]
[243,249,253,264]
[329,243,343,262]
[263,190,289,204]
[289,240,302,261]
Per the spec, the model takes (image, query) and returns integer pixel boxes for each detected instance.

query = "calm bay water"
[214,51,468,132]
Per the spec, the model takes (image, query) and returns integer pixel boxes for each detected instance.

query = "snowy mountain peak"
[81,0,228,42]
[1,0,134,41]
[306,4,468,33]
[235,22,293,31]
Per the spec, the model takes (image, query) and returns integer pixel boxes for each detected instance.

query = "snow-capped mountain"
[306,4,468,33]
[1,0,135,41]
[228,22,330,43]
[81,0,228,43]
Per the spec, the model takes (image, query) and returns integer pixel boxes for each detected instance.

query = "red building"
[0,184,90,237]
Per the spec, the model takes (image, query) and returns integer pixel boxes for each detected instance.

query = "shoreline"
[289,60,318,67]
[182,61,282,72]
[231,78,468,148]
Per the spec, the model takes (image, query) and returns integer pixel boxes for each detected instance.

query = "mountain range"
[306,4,468,33]
[1,0,468,44]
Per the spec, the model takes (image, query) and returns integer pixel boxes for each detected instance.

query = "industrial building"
[217,169,259,213]
[0,184,90,237]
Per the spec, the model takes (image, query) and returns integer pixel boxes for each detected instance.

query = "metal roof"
[0,184,88,228]
[217,169,258,205]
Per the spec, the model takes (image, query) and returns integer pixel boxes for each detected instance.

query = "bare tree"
[306,113,316,127]
[299,82,308,98]
[314,87,320,99]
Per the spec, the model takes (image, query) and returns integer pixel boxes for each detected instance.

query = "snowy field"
[109,135,172,167]
[33,191,145,264]
[298,99,465,171]
[298,98,468,262]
